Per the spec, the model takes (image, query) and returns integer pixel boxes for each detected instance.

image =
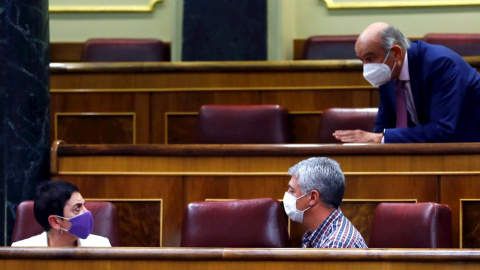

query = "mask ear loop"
[55,215,69,233]
[383,50,391,64]
[299,191,313,211]
[384,49,397,73]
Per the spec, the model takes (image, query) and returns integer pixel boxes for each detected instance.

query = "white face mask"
[363,50,396,87]
[283,192,311,223]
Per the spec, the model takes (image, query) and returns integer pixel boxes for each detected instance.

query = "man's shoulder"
[11,232,47,247]
[327,210,367,248]
[80,234,112,247]
[410,40,462,63]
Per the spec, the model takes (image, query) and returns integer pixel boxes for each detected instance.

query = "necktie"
[396,80,408,128]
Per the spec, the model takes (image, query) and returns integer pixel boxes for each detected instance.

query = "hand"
[332,130,383,143]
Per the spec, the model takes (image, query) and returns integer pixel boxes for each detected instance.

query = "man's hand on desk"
[332,130,383,143]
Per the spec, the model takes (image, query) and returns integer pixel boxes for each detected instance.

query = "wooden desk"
[1,248,480,270]
[51,142,480,248]
[50,60,374,145]
[49,58,480,145]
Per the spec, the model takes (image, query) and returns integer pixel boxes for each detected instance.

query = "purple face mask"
[57,211,94,239]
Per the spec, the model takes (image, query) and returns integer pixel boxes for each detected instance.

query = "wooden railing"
[1,248,480,269]
[51,141,480,248]
[49,59,480,145]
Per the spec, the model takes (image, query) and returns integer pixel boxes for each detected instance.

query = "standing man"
[283,157,367,248]
[334,22,480,143]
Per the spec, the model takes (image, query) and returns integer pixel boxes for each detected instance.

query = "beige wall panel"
[49,1,174,42]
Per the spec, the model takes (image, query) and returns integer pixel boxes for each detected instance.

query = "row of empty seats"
[196,105,378,144]
[304,33,480,59]
[72,33,480,62]
[12,199,452,248]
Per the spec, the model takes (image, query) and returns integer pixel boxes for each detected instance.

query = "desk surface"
[50,142,480,248]
[49,57,480,73]
[54,142,480,156]
[1,248,480,270]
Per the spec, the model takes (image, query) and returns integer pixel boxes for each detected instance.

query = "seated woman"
[11,181,111,247]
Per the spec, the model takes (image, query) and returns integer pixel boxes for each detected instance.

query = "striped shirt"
[302,208,367,248]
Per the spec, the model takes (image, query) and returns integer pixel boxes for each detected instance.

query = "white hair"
[381,25,411,53]
[288,157,345,209]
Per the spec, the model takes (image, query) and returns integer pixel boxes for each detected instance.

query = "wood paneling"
[294,39,307,60]
[112,201,161,247]
[51,42,85,62]
[150,91,262,144]
[56,114,134,144]
[461,200,480,248]
[57,175,182,247]
[50,61,378,144]
[441,176,480,248]
[50,59,480,145]
[166,112,323,144]
[289,113,322,144]
[166,113,198,144]
[341,200,416,246]
[51,92,150,144]
[51,143,480,247]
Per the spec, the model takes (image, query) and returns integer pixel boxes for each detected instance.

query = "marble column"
[0,1,50,245]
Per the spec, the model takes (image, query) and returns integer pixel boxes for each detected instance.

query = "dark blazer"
[374,40,480,143]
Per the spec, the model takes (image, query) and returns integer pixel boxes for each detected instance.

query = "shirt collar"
[398,51,409,81]
[302,208,342,246]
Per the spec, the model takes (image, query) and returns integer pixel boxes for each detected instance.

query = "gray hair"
[380,25,411,54]
[288,157,345,209]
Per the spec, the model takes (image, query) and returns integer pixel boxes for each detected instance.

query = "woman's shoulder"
[11,232,48,247]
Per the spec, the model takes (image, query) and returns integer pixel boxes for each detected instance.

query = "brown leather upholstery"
[12,200,120,246]
[303,35,358,60]
[83,38,165,62]
[423,34,480,57]
[180,198,290,248]
[318,108,378,143]
[196,105,290,144]
[369,202,452,248]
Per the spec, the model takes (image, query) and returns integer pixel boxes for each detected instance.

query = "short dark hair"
[33,181,79,231]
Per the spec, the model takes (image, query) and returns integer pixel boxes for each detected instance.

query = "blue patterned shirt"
[302,208,367,248]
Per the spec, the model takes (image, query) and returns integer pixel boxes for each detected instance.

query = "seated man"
[11,181,111,247]
[334,22,480,143]
[283,157,367,248]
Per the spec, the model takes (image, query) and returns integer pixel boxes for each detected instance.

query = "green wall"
[49,0,175,42]
[295,0,480,38]
[49,0,480,60]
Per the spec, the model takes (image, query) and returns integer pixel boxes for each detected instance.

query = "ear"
[391,45,403,61]
[48,215,62,230]
[309,190,321,207]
